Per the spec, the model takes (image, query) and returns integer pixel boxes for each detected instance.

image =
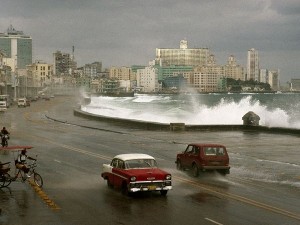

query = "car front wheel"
[176,160,182,170]
[121,183,129,195]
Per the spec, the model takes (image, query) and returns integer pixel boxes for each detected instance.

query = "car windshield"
[125,159,157,169]
[204,147,225,156]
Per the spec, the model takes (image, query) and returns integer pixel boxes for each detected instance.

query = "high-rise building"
[223,55,244,81]
[247,48,259,81]
[83,62,102,78]
[155,40,210,67]
[260,69,268,83]
[268,70,280,91]
[193,55,224,92]
[0,25,32,71]
[136,66,159,92]
[53,50,77,76]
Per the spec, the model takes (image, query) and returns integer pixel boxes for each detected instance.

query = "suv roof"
[189,143,226,147]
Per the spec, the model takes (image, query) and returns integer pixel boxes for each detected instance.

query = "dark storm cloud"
[0,0,299,82]
[270,0,300,15]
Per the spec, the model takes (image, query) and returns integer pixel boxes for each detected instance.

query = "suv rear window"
[204,147,225,156]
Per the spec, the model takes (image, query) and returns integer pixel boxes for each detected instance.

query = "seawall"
[73,108,300,136]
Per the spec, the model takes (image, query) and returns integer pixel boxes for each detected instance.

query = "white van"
[0,101,7,112]
[18,98,27,107]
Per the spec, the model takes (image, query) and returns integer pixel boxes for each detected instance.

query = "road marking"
[44,139,112,161]
[205,218,223,225]
[174,175,300,221]
[28,180,60,210]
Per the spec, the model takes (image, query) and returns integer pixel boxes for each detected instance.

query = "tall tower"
[0,25,32,71]
[247,48,259,81]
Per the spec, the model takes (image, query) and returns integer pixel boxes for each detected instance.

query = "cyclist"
[0,127,9,135]
[15,149,36,178]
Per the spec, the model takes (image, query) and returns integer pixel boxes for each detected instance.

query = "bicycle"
[0,162,12,187]
[0,160,43,188]
[13,160,43,187]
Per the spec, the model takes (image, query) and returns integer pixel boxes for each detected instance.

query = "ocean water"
[81,93,300,129]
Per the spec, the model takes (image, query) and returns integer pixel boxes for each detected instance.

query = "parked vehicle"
[176,143,230,177]
[17,98,27,107]
[33,96,39,101]
[0,95,11,108]
[0,101,7,112]
[101,153,172,196]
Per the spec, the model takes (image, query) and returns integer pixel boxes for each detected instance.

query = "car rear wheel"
[107,178,113,188]
[160,190,168,196]
[218,169,229,176]
[176,160,182,170]
[192,164,199,177]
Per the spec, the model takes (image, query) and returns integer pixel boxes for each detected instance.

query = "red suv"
[176,143,230,177]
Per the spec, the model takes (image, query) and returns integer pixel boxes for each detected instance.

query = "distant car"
[44,96,50,101]
[101,153,172,196]
[17,98,27,107]
[176,143,230,177]
[0,101,7,112]
[26,99,31,106]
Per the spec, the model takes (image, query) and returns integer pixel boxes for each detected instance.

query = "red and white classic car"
[101,153,172,196]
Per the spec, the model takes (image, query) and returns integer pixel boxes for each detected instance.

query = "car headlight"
[165,174,172,180]
[130,176,136,182]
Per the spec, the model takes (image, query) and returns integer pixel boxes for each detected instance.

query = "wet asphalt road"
[0,95,299,225]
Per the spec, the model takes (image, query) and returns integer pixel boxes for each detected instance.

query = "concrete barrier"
[170,123,185,131]
[73,108,300,136]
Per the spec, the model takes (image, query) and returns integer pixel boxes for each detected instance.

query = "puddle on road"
[189,192,220,203]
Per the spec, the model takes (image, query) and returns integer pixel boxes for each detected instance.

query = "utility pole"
[13,56,18,101]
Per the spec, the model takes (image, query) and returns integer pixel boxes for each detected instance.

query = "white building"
[260,69,268,83]
[136,66,159,92]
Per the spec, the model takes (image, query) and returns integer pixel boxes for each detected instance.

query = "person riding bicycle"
[0,127,10,136]
[15,149,36,178]
[0,127,10,147]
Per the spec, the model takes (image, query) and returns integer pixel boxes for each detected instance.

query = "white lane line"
[205,218,223,225]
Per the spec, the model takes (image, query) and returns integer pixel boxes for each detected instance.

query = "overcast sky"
[1,0,299,82]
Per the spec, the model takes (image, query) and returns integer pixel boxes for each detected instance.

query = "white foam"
[82,94,300,129]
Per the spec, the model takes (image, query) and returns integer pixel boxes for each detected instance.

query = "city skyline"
[1,0,300,83]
